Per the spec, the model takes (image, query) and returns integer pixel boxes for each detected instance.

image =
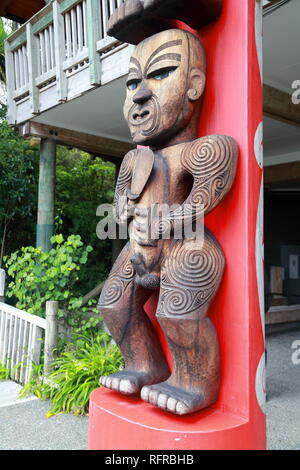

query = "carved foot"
[141,381,210,415]
[100,370,169,396]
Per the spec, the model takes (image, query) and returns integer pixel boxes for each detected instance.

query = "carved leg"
[98,243,170,395]
[140,232,225,414]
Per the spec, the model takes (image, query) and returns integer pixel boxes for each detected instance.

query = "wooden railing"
[0,268,58,384]
[5,0,129,125]
[0,302,46,384]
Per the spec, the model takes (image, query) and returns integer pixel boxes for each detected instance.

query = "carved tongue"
[128,148,154,200]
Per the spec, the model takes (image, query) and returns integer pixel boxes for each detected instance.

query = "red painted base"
[88,388,263,450]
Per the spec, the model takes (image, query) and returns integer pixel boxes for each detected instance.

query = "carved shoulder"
[114,149,138,220]
[116,149,138,194]
[180,135,238,215]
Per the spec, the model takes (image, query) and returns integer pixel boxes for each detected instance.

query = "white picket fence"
[0,302,46,385]
[0,269,58,385]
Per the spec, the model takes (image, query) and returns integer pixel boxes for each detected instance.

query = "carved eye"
[148,67,177,81]
[127,79,140,91]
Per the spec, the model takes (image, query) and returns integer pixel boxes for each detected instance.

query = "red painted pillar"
[89,0,266,450]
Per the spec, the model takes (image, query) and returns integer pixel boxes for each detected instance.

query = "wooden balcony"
[5,0,132,145]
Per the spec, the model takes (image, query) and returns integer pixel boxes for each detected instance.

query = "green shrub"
[4,234,101,334]
[20,331,123,416]
[0,362,10,381]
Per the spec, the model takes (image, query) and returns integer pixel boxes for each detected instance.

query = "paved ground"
[0,394,88,450]
[266,323,300,450]
[0,324,299,450]
[0,381,88,450]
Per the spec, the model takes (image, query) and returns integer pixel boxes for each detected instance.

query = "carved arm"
[152,135,238,238]
[113,149,137,223]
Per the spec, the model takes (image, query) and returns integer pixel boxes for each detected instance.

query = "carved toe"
[175,401,189,415]
[157,392,168,409]
[99,376,107,387]
[119,378,137,395]
[166,396,177,413]
[140,385,150,401]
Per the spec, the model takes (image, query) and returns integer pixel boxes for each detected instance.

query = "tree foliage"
[0,103,117,291]
[0,104,39,266]
[0,18,7,84]
[55,146,116,292]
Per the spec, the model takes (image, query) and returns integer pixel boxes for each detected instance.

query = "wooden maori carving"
[107,0,223,45]
[98,28,238,415]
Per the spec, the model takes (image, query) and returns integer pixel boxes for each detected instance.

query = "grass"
[20,331,123,417]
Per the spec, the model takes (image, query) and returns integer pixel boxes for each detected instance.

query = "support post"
[36,138,56,252]
[0,269,5,303]
[44,300,58,376]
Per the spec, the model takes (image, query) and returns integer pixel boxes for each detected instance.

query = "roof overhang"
[0,0,45,23]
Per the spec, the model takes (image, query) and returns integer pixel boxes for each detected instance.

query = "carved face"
[123,29,206,147]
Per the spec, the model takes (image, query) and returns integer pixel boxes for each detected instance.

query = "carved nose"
[133,83,153,104]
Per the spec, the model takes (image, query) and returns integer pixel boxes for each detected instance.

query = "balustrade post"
[0,269,5,303]
[36,138,57,252]
[26,23,39,115]
[44,301,58,376]
[86,0,101,85]
[53,0,68,102]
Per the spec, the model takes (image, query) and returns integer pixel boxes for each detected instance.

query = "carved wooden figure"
[98,28,238,415]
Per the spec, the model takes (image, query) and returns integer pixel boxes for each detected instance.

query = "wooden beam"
[263,84,300,129]
[264,161,300,184]
[19,122,134,158]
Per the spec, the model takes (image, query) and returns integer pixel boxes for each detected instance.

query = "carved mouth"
[132,109,150,122]
[128,95,160,138]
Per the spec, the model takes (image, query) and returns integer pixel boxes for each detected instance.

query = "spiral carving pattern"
[180,135,238,216]
[98,244,135,307]
[114,150,137,218]
[157,233,225,316]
